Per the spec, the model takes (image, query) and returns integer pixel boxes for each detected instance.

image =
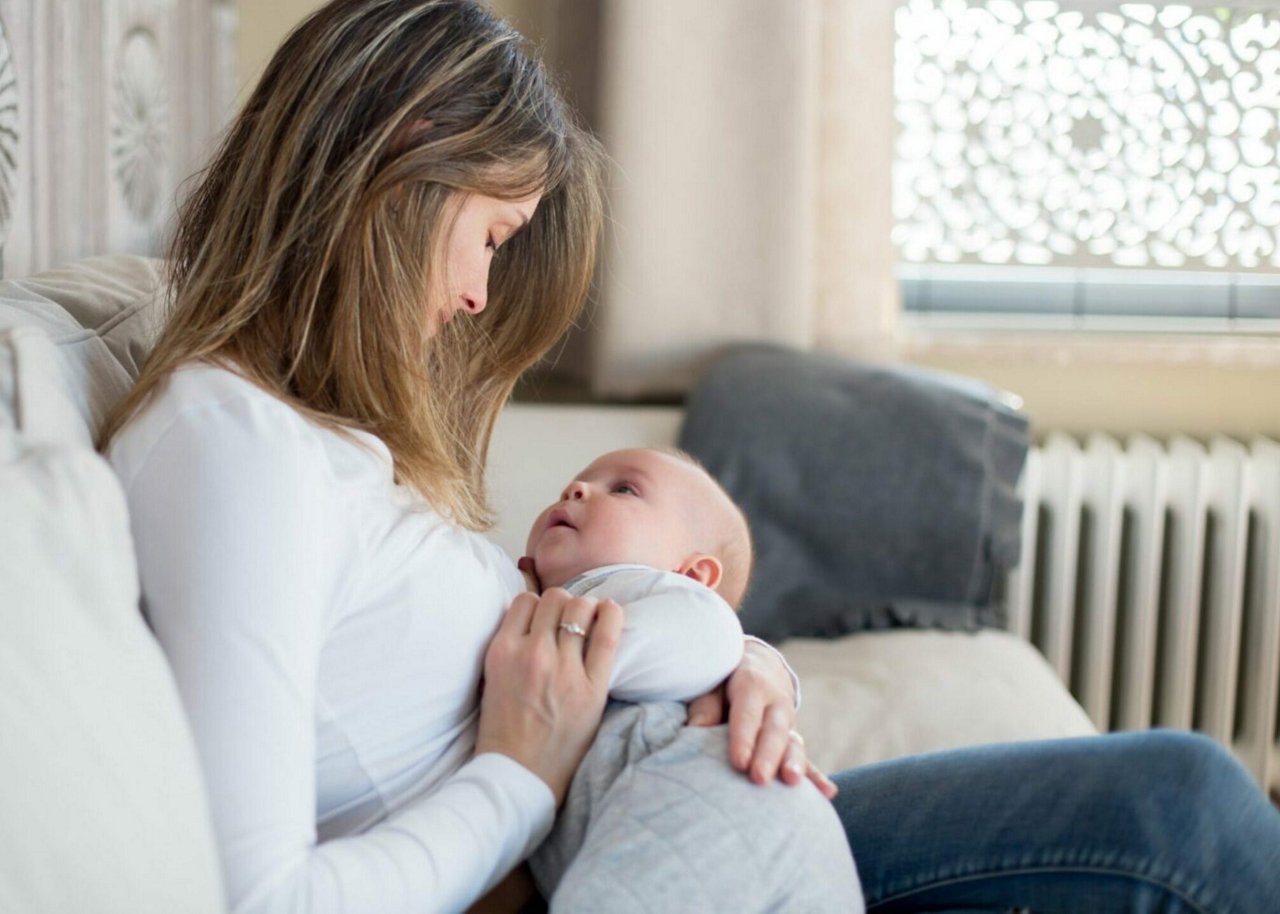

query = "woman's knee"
[1136,729,1242,780]
[1113,729,1256,811]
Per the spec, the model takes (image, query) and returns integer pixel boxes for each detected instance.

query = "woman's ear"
[678,554,723,591]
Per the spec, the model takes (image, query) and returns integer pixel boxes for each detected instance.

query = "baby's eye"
[611,482,638,496]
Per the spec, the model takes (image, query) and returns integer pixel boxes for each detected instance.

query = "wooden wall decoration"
[0,0,237,278]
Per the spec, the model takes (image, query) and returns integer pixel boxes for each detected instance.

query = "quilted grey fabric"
[530,702,862,914]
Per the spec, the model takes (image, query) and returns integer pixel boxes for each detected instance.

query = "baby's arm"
[579,569,745,703]
[513,559,753,702]
[515,559,798,711]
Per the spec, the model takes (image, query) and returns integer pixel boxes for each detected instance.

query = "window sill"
[900,316,1280,370]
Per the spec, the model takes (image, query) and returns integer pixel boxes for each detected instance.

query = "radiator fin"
[1011,434,1280,795]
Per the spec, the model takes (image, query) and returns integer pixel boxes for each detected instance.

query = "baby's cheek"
[525,511,550,557]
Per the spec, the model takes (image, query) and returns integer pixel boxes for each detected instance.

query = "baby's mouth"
[547,508,577,531]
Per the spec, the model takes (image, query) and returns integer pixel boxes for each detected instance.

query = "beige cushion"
[783,630,1098,774]
[0,265,224,913]
[0,256,165,441]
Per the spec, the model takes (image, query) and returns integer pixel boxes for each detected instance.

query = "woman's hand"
[687,641,838,800]
[476,588,623,805]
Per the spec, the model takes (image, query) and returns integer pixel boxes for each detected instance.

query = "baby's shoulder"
[579,565,726,604]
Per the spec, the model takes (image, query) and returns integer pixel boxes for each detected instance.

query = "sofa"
[0,256,1096,913]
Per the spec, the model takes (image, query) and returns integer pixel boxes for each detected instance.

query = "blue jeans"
[831,730,1280,913]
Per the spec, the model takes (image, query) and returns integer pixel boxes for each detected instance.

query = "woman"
[102,1,1280,913]
[103,3,812,911]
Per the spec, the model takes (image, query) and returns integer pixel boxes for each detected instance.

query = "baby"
[520,447,863,914]
[518,447,752,703]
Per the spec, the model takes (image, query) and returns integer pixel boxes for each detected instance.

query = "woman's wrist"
[742,636,801,709]
[474,739,570,806]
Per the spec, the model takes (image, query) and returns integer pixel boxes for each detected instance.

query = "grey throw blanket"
[530,702,862,914]
[678,346,1028,642]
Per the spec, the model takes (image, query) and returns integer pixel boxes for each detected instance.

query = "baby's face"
[525,449,711,591]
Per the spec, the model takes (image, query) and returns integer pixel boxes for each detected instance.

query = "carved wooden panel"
[0,0,237,278]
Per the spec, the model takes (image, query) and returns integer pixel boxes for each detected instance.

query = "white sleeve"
[118,396,552,914]
[591,571,745,703]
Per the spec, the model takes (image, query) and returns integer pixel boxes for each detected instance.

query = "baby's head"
[524,448,753,606]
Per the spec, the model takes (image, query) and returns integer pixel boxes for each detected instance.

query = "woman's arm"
[115,390,607,914]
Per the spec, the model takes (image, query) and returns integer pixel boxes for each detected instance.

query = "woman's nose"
[459,288,487,314]
[458,263,490,315]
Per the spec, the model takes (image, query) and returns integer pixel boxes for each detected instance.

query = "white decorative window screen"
[894,1,1280,323]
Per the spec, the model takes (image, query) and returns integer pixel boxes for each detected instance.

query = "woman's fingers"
[530,586,572,636]
[686,686,727,727]
[746,704,794,785]
[498,591,538,637]
[779,732,807,785]
[776,736,838,799]
[555,595,599,653]
[582,599,623,685]
[725,685,767,772]
[477,591,618,806]
[806,761,839,800]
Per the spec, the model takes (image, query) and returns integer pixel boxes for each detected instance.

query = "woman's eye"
[485,235,497,252]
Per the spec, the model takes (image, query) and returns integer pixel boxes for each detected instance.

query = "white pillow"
[0,432,226,914]
[0,262,224,913]
[0,327,90,446]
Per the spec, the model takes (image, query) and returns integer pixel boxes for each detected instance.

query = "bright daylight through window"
[894,1,1280,328]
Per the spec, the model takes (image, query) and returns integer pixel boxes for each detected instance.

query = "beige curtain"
[498,0,899,398]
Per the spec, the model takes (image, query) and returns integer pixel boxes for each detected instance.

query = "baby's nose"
[563,481,588,501]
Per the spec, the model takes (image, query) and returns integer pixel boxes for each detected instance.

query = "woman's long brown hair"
[99,0,606,530]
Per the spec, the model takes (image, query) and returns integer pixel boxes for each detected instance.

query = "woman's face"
[431,190,542,336]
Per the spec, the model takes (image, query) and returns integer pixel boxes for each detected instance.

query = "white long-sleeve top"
[107,363,748,914]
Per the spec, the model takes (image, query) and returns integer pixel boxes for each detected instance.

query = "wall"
[237,0,324,94]
[916,350,1280,440]
[234,1,1280,438]
[238,0,538,92]
[0,0,235,277]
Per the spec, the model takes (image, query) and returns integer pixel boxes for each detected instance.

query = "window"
[894,1,1280,330]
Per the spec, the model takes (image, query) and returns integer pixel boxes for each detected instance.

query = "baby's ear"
[678,554,723,591]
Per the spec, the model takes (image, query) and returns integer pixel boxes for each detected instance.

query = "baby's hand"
[517,556,543,593]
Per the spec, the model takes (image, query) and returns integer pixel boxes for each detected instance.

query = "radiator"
[1005,433,1280,796]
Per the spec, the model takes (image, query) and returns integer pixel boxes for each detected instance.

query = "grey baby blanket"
[530,701,862,913]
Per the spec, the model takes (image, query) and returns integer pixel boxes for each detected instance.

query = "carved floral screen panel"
[893,1,1280,321]
[0,0,237,279]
